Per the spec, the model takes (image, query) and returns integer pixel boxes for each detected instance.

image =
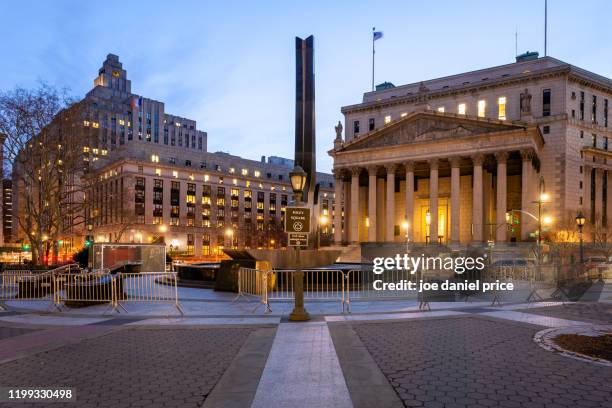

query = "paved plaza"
[0,296,611,407]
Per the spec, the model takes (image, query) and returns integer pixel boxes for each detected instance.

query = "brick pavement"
[0,326,38,341]
[352,316,612,408]
[0,327,252,408]
[518,303,612,325]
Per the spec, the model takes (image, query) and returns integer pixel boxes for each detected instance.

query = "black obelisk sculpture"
[295,35,316,204]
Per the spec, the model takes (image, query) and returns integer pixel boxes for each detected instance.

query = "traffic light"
[22,243,31,251]
[84,235,93,247]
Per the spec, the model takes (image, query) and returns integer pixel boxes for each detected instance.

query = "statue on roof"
[334,121,343,140]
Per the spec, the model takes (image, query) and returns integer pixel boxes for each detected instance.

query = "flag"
[131,96,142,109]
[373,31,383,41]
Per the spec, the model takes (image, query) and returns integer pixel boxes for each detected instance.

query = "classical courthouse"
[329,53,612,244]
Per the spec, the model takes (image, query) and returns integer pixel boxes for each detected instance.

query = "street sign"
[285,207,311,233]
[288,232,308,247]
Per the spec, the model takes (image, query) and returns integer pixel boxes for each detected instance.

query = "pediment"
[338,111,526,152]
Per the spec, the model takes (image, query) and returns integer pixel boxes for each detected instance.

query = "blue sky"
[1,0,611,172]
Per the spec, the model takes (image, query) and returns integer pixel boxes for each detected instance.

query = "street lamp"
[575,211,586,263]
[225,228,235,249]
[317,215,329,248]
[402,220,410,243]
[289,165,307,204]
[289,165,310,322]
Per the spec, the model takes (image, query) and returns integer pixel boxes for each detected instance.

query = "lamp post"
[317,215,329,248]
[575,211,586,264]
[288,165,310,321]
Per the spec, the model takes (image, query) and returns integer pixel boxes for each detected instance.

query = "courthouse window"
[458,103,466,115]
[437,107,445,113]
[477,100,486,118]
[497,97,507,120]
[353,120,360,134]
[384,115,391,124]
[368,118,375,131]
[543,89,551,117]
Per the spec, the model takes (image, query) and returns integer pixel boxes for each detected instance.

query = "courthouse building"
[14,54,335,257]
[330,53,612,244]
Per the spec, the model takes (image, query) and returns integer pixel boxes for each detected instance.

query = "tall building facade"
[330,54,612,244]
[12,54,335,257]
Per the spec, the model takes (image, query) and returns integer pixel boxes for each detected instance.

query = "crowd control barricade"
[55,270,114,311]
[234,267,271,313]
[0,271,58,311]
[267,269,348,312]
[115,272,182,314]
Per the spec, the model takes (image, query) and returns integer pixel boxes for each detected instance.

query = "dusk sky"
[1,0,611,172]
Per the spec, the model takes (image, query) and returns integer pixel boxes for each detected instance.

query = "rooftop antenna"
[544,0,548,56]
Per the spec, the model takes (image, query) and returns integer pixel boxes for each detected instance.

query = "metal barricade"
[234,267,271,313]
[55,271,114,310]
[268,269,348,312]
[0,271,58,311]
[115,272,183,314]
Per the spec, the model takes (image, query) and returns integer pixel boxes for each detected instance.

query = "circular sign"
[293,221,303,231]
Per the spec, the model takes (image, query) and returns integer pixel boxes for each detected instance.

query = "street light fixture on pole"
[288,165,310,321]
[575,211,586,264]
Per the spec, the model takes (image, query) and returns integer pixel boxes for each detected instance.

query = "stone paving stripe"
[488,301,564,310]
[325,310,467,322]
[0,314,111,326]
[202,327,276,408]
[251,322,353,408]
[126,317,281,326]
[329,323,404,408]
[479,310,591,327]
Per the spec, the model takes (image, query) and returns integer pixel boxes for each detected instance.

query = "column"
[429,159,439,243]
[385,164,396,242]
[450,157,461,243]
[333,170,343,245]
[405,161,415,242]
[496,152,508,242]
[367,166,378,242]
[472,154,484,242]
[595,168,603,224]
[521,150,534,240]
[350,167,360,243]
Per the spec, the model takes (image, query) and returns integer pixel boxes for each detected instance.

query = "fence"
[1,270,182,314]
[233,267,271,313]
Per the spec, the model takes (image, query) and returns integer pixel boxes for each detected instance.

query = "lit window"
[254,170,261,178]
[101,149,108,156]
[172,171,178,178]
[232,178,238,185]
[498,97,507,120]
[384,115,391,124]
[204,174,210,182]
[92,122,99,128]
[477,100,486,117]
[189,174,194,181]
[151,154,159,163]
[92,148,99,154]
[246,180,251,187]
[119,119,125,126]
[155,168,161,176]
[229,167,235,174]
[458,104,466,115]
[175,122,181,127]
[83,146,90,153]
[241,169,248,176]
[83,120,90,127]
[400,112,408,118]
[437,107,445,113]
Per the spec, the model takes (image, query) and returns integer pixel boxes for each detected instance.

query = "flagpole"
[372,27,375,92]
[544,0,547,56]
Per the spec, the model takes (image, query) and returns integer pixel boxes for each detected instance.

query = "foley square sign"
[285,207,311,233]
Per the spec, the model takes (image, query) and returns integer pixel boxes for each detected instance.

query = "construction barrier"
[0,271,58,311]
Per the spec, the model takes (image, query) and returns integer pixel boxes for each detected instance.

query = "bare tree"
[0,83,93,264]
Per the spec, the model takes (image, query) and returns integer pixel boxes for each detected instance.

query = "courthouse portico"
[330,110,544,244]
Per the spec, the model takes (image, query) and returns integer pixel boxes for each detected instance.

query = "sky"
[1,0,611,172]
